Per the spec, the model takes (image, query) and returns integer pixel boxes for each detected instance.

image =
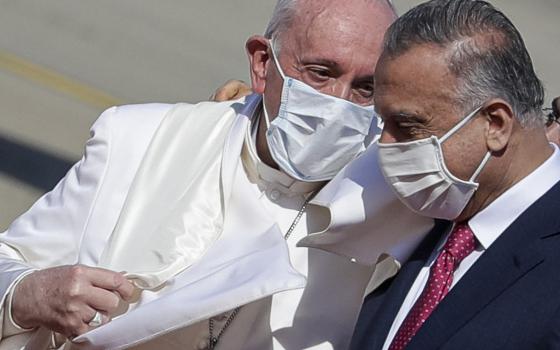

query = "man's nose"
[378,127,397,144]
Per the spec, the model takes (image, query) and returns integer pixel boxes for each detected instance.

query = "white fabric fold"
[99,96,261,289]
[299,143,435,265]
[73,225,306,349]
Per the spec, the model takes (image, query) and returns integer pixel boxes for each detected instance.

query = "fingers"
[67,289,112,337]
[212,79,251,102]
[214,79,242,101]
[63,306,109,338]
[12,265,132,339]
[60,304,98,338]
[233,84,253,100]
[81,305,109,327]
[65,292,113,338]
[83,266,136,301]
[85,286,122,314]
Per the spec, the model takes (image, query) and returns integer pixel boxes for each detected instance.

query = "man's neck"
[457,129,553,222]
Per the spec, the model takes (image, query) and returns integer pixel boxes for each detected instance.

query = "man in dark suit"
[351,0,560,349]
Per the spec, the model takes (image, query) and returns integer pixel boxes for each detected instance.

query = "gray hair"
[264,0,398,41]
[383,0,544,128]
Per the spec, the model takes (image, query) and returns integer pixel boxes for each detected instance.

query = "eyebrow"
[393,112,426,122]
[298,57,374,81]
[299,58,340,68]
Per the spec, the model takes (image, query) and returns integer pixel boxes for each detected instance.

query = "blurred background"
[1,0,558,230]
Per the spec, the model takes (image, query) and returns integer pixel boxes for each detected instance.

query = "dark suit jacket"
[351,181,560,350]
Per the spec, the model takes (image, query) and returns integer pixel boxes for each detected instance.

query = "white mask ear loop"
[439,106,484,144]
[437,105,491,182]
[268,39,287,80]
[262,98,272,129]
[469,151,492,182]
[261,39,285,131]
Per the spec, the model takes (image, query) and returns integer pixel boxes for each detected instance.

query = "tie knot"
[443,223,476,262]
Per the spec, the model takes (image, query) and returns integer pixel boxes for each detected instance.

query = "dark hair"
[383,0,544,128]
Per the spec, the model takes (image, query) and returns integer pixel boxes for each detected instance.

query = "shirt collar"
[241,104,324,196]
[469,143,560,250]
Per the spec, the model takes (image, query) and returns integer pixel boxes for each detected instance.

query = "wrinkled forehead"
[277,0,394,68]
[374,45,462,118]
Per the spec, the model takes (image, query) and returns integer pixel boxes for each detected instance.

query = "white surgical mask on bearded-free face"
[377,106,492,220]
[263,40,379,182]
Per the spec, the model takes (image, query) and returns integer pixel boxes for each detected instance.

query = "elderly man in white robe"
[0,0,434,349]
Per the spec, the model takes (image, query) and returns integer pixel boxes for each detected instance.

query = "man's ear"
[483,98,515,153]
[245,35,271,94]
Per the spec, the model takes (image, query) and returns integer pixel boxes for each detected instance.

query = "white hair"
[264,0,397,40]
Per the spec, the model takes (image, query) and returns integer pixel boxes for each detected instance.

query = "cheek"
[440,127,488,181]
[263,68,284,121]
[262,91,281,122]
[440,142,468,180]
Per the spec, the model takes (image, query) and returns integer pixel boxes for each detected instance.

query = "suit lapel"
[356,220,449,349]
[408,184,560,349]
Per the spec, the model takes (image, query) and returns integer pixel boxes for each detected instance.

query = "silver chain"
[208,307,240,349]
[283,196,313,240]
[207,194,314,349]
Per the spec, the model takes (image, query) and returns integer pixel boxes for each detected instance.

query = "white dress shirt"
[382,144,560,350]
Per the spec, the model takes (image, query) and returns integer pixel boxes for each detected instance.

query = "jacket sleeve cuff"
[2,269,36,337]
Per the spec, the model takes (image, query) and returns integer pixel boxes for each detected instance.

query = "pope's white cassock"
[0,94,433,349]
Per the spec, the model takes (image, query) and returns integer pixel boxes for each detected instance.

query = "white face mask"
[377,106,492,220]
[263,40,378,182]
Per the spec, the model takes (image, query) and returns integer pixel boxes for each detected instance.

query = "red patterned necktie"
[388,223,476,350]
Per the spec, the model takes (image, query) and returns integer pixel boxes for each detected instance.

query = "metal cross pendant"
[209,337,219,349]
